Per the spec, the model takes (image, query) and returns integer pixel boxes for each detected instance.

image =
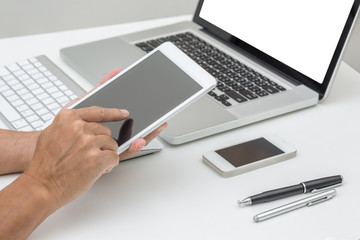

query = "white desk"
[1,15,360,240]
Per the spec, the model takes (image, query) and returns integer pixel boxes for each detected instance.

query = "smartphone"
[68,42,216,154]
[202,135,296,177]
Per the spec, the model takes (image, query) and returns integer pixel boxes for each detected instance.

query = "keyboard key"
[38,66,47,72]
[18,60,29,66]
[26,114,40,123]
[226,90,248,103]
[7,94,20,102]
[41,113,54,122]
[57,96,69,104]
[0,84,10,92]
[29,58,37,63]
[52,108,61,115]
[238,89,258,100]
[31,120,44,129]
[0,95,22,122]
[32,103,44,111]
[22,64,34,71]
[3,89,15,97]
[64,89,74,96]
[52,91,63,99]
[43,97,55,105]
[0,67,10,76]
[3,75,15,81]
[18,126,33,132]
[262,85,279,94]
[12,119,28,129]
[21,109,34,117]
[32,87,44,95]
[38,92,50,100]
[221,100,232,107]
[27,97,39,105]
[21,93,33,101]
[36,107,49,116]
[46,86,58,94]
[27,68,39,76]
[12,99,24,107]
[13,69,25,77]
[48,102,60,110]
[7,64,20,72]
[16,104,29,112]
[31,73,43,79]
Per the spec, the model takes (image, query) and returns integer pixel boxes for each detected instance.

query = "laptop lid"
[193,0,360,100]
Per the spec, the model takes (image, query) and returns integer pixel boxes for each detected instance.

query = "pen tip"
[237,198,252,207]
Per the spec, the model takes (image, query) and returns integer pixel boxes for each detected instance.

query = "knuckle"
[103,125,112,136]
[69,119,86,133]
[79,134,96,146]
[91,106,105,117]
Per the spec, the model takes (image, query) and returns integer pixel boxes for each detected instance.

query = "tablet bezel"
[67,42,216,154]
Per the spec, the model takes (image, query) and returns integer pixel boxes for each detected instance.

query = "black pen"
[238,175,343,206]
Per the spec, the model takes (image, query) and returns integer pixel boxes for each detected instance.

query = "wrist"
[0,130,41,175]
[0,174,59,239]
[19,173,61,212]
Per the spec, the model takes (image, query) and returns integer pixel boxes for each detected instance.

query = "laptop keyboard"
[135,32,286,107]
[0,56,79,131]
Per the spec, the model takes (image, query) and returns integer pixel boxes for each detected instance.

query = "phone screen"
[74,50,202,147]
[215,138,284,167]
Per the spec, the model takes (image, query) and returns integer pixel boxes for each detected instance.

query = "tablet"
[68,42,216,154]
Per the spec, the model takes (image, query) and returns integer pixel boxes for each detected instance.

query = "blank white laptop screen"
[200,0,354,84]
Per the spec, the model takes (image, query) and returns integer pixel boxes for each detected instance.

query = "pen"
[253,189,336,222]
[238,175,342,206]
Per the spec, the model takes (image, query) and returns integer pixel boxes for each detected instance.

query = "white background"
[200,0,354,83]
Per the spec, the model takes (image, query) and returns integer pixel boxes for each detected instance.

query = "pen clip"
[311,183,342,193]
[307,190,336,206]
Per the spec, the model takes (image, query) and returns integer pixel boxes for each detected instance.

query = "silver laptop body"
[60,0,360,145]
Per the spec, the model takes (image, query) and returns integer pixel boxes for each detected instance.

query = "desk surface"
[1,15,360,240]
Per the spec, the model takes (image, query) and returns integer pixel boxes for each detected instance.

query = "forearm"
[0,174,58,240]
[0,130,40,175]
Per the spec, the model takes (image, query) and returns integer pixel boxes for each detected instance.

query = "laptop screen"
[194,0,360,99]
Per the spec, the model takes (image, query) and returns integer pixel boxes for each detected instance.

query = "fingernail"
[121,109,129,116]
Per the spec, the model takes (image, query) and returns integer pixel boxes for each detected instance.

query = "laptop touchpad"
[162,96,237,137]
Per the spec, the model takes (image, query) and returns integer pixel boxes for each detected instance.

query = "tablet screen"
[74,51,202,146]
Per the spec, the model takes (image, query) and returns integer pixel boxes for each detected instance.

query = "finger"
[77,106,129,123]
[99,68,122,86]
[63,69,122,111]
[143,122,168,145]
[119,139,146,161]
[85,122,112,136]
[98,150,120,173]
[62,97,80,109]
[116,118,133,146]
[96,135,119,152]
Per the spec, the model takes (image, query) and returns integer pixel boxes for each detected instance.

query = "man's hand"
[24,106,129,207]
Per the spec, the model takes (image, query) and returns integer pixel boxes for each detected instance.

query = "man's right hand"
[23,106,129,209]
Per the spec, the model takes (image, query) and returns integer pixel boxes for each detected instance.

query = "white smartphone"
[202,135,296,177]
[68,42,216,154]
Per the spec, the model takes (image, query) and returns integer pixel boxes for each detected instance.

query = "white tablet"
[68,42,216,154]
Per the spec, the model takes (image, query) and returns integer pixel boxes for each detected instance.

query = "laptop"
[60,0,360,145]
